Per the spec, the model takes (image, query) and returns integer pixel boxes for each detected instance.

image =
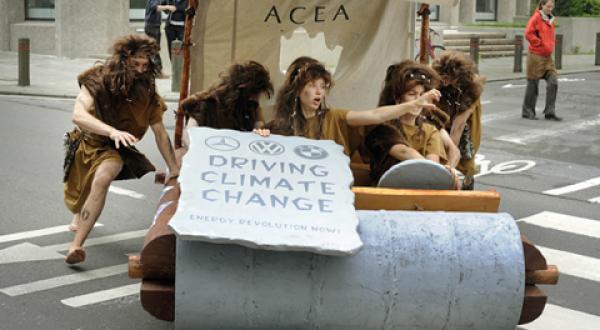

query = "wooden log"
[140,279,175,322]
[352,186,500,212]
[526,265,559,285]
[128,255,143,279]
[518,285,547,325]
[522,235,548,271]
[135,181,179,280]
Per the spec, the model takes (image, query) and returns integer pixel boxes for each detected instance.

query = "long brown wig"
[366,60,447,181]
[271,60,333,138]
[77,34,161,127]
[181,60,274,131]
[431,51,485,125]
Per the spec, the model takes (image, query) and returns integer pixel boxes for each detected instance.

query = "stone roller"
[130,171,558,325]
[174,211,523,329]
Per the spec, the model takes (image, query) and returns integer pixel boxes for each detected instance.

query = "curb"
[0,90,180,102]
[485,67,600,82]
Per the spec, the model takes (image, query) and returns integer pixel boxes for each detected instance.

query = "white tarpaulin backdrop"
[189,0,457,116]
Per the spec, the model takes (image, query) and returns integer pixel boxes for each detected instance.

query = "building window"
[475,0,497,21]
[130,0,146,21]
[25,0,55,20]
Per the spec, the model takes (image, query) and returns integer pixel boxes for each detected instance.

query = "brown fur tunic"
[63,66,165,214]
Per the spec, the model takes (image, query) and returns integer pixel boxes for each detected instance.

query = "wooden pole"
[174,0,199,149]
[417,4,430,64]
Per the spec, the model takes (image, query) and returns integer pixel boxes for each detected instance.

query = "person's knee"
[92,163,122,191]
[547,75,558,86]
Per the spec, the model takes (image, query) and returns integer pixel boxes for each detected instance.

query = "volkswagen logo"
[205,136,240,151]
[248,140,285,156]
[294,145,328,160]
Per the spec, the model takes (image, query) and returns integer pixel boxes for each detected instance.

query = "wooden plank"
[352,186,500,212]
[519,285,548,325]
[140,279,175,322]
[525,265,559,285]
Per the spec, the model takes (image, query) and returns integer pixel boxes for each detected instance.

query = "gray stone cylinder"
[175,211,524,330]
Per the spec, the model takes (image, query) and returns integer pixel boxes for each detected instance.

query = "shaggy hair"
[431,51,485,124]
[77,34,161,126]
[181,60,273,131]
[377,60,447,138]
[271,60,333,138]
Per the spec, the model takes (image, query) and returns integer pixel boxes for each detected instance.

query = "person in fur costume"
[268,58,441,157]
[181,60,274,142]
[63,34,180,264]
[364,60,460,189]
[431,51,484,190]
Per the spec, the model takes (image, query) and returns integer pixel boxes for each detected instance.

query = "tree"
[538,0,600,16]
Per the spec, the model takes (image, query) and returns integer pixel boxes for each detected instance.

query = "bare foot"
[65,247,86,264]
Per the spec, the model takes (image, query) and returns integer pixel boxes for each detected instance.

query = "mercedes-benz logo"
[294,145,328,160]
[205,136,240,151]
[248,140,285,156]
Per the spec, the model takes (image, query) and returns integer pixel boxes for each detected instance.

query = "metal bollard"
[175,210,525,329]
[18,38,30,87]
[470,37,480,71]
[171,40,183,93]
[514,35,523,73]
[555,34,563,70]
[595,33,600,66]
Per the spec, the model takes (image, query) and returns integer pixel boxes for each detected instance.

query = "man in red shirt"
[522,0,562,121]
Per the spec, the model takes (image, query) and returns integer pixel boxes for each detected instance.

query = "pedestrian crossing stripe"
[543,176,600,196]
[517,211,600,239]
[518,303,600,330]
[61,283,140,308]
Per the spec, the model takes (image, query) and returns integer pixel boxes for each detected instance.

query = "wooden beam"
[352,186,500,212]
[140,279,175,322]
[526,265,559,285]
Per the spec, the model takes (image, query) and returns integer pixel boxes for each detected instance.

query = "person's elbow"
[72,110,85,127]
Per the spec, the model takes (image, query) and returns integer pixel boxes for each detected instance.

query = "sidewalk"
[1,51,599,101]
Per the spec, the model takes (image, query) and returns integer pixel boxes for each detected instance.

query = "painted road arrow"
[0,229,147,265]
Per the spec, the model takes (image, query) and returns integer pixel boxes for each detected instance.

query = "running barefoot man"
[62,34,179,264]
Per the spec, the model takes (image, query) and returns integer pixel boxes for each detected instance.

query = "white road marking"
[109,185,145,199]
[495,115,600,145]
[502,83,526,89]
[0,223,103,244]
[481,112,518,123]
[536,246,600,282]
[481,100,492,105]
[0,230,147,264]
[61,283,140,308]
[0,264,127,296]
[518,304,600,330]
[45,229,148,251]
[557,78,586,82]
[517,212,600,239]
[543,176,600,196]
[589,196,600,204]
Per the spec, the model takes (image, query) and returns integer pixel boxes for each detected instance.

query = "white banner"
[169,127,363,256]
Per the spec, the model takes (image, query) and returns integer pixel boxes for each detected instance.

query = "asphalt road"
[0,71,599,329]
